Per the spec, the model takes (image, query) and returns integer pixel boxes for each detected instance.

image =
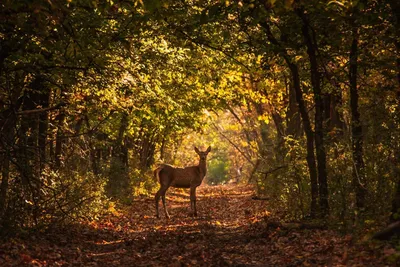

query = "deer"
[154,146,211,219]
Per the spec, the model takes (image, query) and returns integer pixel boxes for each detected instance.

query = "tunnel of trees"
[0,0,399,248]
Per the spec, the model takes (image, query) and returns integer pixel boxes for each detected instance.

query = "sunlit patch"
[214,220,222,226]
[95,239,124,246]
[89,248,126,258]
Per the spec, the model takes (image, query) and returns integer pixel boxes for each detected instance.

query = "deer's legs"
[161,193,170,219]
[190,187,197,217]
[155,189,162,218]
[155,186,170,219]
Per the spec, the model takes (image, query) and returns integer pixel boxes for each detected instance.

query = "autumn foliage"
[1,0,400,265]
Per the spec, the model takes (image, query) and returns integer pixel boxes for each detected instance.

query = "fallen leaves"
[0,184,395,266]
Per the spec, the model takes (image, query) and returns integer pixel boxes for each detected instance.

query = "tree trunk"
[17,81,46,225]
[349,26,366,209]
[55,113,65,169]
[139,137,155,171]
[286,78,302,138]
[260,20,319,217]
[90,146,100,176]
[0,155,10,217]
[298,8,330,216]
[17,91,36,187]
[37,79,50,172]
[0,69,24,218]
[107,112,130,198]
[271,110,285,163]
[388,0,400,222]
[0,109,16,217]
[289,62,319,218]
[253,102,270,149]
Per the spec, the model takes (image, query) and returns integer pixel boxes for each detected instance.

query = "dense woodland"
[1,0,400,265]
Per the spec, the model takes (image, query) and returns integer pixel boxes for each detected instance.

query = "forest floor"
[0,184,397,266]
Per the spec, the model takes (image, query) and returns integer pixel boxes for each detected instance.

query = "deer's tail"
[153,166,163,183]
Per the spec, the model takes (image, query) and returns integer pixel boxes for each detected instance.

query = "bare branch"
[211,122,255,167]
[16,102,67,116]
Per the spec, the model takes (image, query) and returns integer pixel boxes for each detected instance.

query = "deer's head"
[195,146,211,161]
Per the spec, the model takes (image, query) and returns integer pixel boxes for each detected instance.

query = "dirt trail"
[82,185,270,266]
[0,185,389,266]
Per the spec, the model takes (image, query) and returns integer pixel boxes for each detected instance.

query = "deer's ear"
[194,147,200,154]
[206,146,211,153]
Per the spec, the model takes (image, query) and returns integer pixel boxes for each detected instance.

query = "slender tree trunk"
[0,74,24,217]
[260,20,319,217]
[55,113,65,169]
[107,112,129,198]
[18,83,44,225]
[254,97,286,171]
[349,26,366,209]
[0,155,10,216]
[0,109,16,217]
[289,62,319,217]
[271,111,285,163]
[253,102,270,148]
[38,82,50,172]
[248,158,261,183]
[286,79,302,138]
[392,169,400,221]
[388,0,400,221]
[298,9,330,216]
[332,93,346,132]
[18,92,36,187]
[90,146,100,176]
[160,135,167,162]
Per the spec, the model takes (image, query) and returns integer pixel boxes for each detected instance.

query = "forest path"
[1,185,388,266]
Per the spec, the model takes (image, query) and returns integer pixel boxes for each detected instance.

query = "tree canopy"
[1,0,400,259]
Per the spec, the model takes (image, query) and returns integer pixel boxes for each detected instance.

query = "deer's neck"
[198,160,207,176]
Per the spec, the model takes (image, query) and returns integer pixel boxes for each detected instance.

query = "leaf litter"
[0,185,393,266]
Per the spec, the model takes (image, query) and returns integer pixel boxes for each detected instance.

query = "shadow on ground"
[0,185,388,266]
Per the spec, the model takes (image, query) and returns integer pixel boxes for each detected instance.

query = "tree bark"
[349,25,366,209]
[286,79,302,138]
[289,62,319,218]
[55,113,65,169]
[37,78,50,171]
[297,8,330,216]
[107,112,130,198]
[0,66,24,218]
[0,109,16,217]
[388,0,400,221]
[260,20,319,217]
[0,155,10,217]
[253,102,270,149]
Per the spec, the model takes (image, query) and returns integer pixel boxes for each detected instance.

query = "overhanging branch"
[16,102,67,116]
